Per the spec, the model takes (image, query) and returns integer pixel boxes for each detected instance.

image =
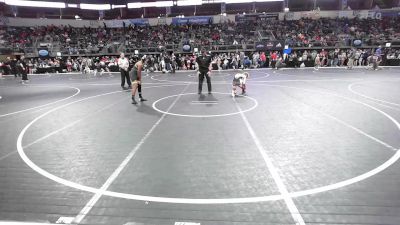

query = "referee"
[118,53,131,90]
[196,49,212,95]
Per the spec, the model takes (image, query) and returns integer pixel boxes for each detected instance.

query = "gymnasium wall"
[1,9,398,28]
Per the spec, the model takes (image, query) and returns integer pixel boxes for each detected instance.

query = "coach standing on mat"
[118,53,131,90]
[196,49,212,95]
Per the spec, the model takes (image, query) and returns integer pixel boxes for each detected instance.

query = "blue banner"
[128,19,149,26]
[255,41,284,51]
[171,16,213,25]
[380,10,400,17]
[365,10,400,19]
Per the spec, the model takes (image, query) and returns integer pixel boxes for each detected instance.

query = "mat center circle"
[152,92,258,118]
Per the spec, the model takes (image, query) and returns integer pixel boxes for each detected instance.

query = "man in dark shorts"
[196,49,212,95]
[130,55,147,105]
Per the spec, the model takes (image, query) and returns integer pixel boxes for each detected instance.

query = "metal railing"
[2,37,399,58]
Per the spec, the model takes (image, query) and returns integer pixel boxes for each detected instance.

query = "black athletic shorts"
[232,78,241,86]
[130,69,138,81]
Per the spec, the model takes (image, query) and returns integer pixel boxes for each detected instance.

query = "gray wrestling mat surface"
[0,67,400,225]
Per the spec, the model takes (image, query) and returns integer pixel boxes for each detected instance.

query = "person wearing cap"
[196,49,213,94]
[118,52,131,90]
[130,55,147,104]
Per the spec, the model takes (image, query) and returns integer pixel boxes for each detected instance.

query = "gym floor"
[0,67,400,225]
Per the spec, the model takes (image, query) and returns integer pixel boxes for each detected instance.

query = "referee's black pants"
[120,69,131,88]
[198,71,211,94]
[21,70,28,81]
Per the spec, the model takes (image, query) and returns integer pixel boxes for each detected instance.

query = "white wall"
[283,10,338,20]
[212,14,235,24]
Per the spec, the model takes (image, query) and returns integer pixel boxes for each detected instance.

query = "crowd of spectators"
[273,17,400,47]
[208,48,396,69]
[2,47,399,76]
[201,48,400,70]
[1,15,400,75]
[0,57,63,74]
[0,21,256,54]
[129,49,399,72]
[178,21,255,49]
[0,25,124,55]
[1,17,399,56]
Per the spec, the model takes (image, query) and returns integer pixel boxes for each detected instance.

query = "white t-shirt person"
[118,55,129,71]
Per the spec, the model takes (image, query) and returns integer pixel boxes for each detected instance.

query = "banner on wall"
[258,13,280,21]
[370,11,383,19]
[352,10,368,18]
[103,18,149,28]
[299,11,320,19]
[104,20,123,28]
[380,10,400,17]
[284,12,295,20]
[338,10,353,18]
[235,13,279,23]
[255,41,284,51]
[89,20,99,27]
[157,17,166,25]
[128,18,149,26]
[171,16,213,25]
[354,10,400,19]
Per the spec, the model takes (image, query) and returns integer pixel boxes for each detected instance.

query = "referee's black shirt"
[196,55,212,73]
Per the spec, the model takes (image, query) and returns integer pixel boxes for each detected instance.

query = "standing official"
[196,49,212,95]
[118,53,131,90]
[18,56,28,84]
